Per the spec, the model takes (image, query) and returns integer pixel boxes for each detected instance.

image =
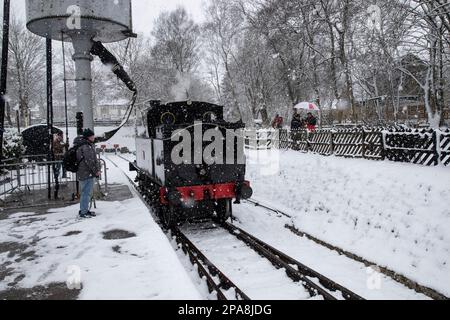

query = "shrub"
[2,130,26,162]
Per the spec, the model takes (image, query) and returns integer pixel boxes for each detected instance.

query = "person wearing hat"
[291,110,303,131]
[74,129,101,218]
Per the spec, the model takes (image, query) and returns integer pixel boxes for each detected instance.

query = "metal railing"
[0,159,108,209]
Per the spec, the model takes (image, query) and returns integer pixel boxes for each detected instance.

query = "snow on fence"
[244,130,277,150]
[384,129,438,166]
[246,128,450,167]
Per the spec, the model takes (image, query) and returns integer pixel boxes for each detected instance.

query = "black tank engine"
[130,101,253,227]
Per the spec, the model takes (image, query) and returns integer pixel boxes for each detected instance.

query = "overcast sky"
[9,0,206,37]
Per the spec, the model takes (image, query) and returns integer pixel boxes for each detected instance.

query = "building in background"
[94,98,129,122]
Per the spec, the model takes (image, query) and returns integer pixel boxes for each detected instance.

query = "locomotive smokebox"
[25,0,134,131]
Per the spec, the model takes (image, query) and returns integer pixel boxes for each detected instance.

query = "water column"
[70,31,95,131]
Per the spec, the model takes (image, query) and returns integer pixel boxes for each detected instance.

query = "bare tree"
[7,16,45,127]
[394,0,450,128]
[203,0,249,121]
[152,7,200,74]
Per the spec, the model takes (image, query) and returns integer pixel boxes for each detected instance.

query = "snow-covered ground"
[0,158,202,300]
[246,149,450,296]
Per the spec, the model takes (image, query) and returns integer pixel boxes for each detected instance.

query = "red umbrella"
[294,102,320,111]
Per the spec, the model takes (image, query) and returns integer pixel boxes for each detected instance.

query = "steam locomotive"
[130,101,253,227]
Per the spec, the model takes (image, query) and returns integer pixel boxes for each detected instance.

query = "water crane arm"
[90,41,137,92]
[90,41,138,143]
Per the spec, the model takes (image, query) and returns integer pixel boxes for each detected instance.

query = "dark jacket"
[74,137,100,181]
[291,115,303,130]
[306,115,317,126]
[53,139,66,161]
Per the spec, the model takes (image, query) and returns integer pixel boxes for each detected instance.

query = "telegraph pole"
[0,0,11,160]
[47,38,53,200]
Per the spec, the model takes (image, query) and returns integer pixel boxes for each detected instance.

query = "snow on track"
[233,202,429,300]
[105,154,137,185]
[181,223,315,300]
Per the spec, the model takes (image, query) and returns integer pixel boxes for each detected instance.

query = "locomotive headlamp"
[199,169,207,176]
[161,112,176,125]
[167,191,183,206]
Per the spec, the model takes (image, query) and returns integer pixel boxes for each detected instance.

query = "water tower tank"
[26,0,133,43]
[25,0,134,132]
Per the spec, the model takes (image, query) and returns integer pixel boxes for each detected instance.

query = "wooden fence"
[247,128,450,167]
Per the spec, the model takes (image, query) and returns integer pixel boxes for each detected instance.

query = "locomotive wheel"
[161,205,178,229]
[214,199,232,224]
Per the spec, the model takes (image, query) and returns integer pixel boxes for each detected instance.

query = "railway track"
[222,222,363,300]
[105,155,364,300]
[245,198,449,301]
[171,226,250,300]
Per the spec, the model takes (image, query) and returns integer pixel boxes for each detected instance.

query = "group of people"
[53,129,101,219]
[291,111,317,131]
[271,111,318,131]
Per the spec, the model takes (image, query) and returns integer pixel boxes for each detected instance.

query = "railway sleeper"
[172,227,250,301]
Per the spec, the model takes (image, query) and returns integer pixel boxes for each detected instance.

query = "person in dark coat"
[75,129,101,218]
[305,113,318,131]
[291,110,303,130]
[52,132,68,199]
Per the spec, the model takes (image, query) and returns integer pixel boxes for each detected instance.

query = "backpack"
[62,144,84,173]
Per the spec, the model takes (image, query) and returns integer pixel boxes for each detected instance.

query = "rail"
[223,222,364,300]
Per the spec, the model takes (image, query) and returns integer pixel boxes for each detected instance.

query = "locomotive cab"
[132,100,252,227]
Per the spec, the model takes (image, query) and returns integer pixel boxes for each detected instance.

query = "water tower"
[25,0,134,131]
